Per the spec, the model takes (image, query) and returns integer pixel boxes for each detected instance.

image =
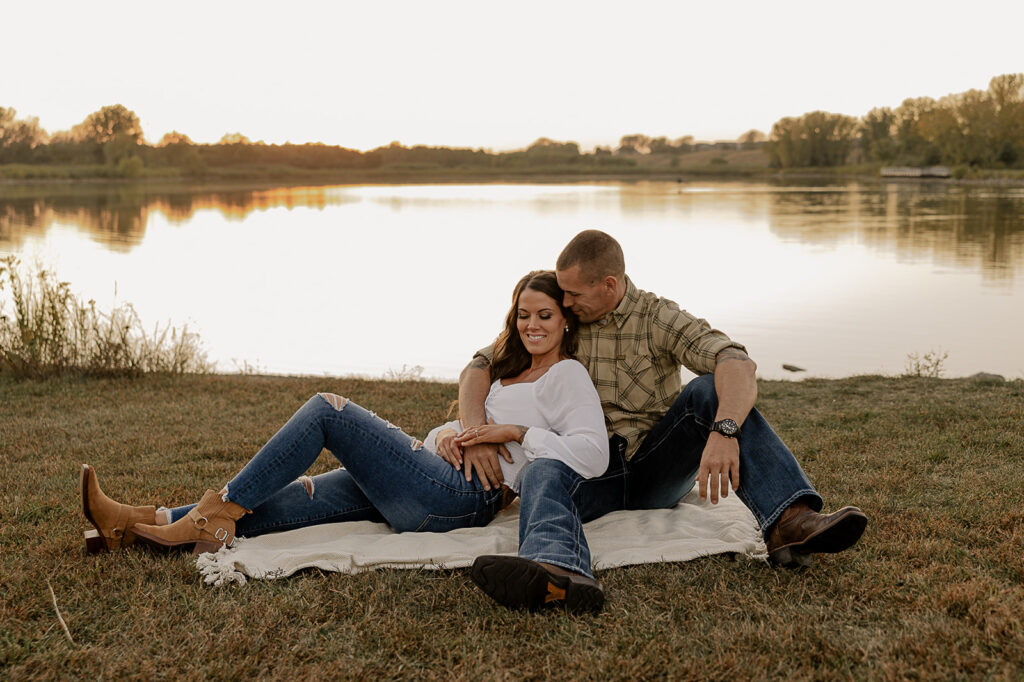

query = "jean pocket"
[414,511,479,533]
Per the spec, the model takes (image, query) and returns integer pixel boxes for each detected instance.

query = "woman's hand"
[435,428,463,468]
[454,423,528,448]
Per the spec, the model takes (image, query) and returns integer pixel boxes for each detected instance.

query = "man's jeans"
[169,394,504,537]
[517,374,822,578]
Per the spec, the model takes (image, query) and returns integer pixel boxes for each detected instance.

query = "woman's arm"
[457,353,511,490]
[455,362,609,479]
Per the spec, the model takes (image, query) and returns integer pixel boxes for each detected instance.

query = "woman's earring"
[564,325,569,332]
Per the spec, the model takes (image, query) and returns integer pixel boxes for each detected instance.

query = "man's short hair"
[556,230,625,284]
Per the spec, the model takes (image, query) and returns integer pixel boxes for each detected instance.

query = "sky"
[3,0,1022,152]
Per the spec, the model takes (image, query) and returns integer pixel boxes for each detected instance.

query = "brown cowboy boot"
[766,503,868,567]
[81,464,157,553]
[132,489,248,555]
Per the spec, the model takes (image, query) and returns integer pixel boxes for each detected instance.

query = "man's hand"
[461,443,512,490]
[697,432,740,504]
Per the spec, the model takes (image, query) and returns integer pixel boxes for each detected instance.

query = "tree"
[766,111,857,167]
[648,136,677,154]
[893,97,938,162]
[859,108,896,162]
[0,107,48,162]
[219,132,251,145]
[738,129,765,150]
[617,134,652,155]
[526,137,580,156]
[950,89,998,165]
[673,135,694,153]
[182,148,207,177]
[72,104,142,144]
[988,73,1024,165]
[158,131,194,146]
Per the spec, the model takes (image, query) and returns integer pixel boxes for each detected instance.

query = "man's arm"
[457,355,511,490]
[712,347,757,426]
[458,355,492,428]
[699,347,758,504]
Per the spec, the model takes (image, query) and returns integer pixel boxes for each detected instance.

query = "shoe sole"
[470,556,604,614]
[769,507,868,567]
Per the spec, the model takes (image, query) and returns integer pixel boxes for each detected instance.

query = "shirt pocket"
[617,354,656,412]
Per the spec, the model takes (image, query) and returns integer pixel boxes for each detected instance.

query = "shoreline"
[2,370,1016,385]
[3,166,1024,191]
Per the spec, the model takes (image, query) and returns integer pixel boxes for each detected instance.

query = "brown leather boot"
[766,504,868,567]
[81,464,157,553]
[132,489,248,555]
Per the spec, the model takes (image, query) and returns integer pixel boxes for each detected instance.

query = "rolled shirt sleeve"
[651,297,746,376]
[519,361,610,479]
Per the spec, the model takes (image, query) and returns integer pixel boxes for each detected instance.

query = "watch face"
[718,419,739,435]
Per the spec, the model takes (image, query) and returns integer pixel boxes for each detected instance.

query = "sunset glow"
[3,0,1022,152]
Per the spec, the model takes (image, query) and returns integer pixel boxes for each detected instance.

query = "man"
[458,230,867,614]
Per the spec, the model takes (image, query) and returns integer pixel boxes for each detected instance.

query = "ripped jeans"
[168,394,505,537]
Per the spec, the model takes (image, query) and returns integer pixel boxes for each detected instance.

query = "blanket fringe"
[196,545,247,586]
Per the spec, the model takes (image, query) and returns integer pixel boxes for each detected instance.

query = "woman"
[82,270,608,555]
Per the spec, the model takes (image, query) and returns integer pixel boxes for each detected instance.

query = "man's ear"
[602,275,618,293]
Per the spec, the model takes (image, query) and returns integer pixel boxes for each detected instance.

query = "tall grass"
[0,256,210,378]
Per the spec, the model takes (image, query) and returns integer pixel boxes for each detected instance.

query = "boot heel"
[84,528,107,554]
[192,540,222,555]
[793,551,813,568]
[769,545,813,569]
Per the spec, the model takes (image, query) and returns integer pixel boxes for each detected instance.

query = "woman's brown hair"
[490,270,578,381]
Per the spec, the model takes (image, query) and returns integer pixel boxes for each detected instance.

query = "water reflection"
[1,180,1021,380]
[765,182,1024,282]
[0,184,350,252]
[3,181,1022,281]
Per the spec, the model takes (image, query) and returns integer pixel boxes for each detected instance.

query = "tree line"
[765,73,1024,168]
[0,105,643,176]
[1,73,1020,175]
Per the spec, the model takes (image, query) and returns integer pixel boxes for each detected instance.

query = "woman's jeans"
[517,374,822,579]
[169,393,505,537]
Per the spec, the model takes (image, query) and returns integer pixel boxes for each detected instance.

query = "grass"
[0,257,210,378]
[1,372,1022,679]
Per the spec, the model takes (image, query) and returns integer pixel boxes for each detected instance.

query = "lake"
[1,179,1022,381]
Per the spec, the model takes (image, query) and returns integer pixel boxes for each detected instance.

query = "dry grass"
[0,257,210,378]
[1,373,1021,679]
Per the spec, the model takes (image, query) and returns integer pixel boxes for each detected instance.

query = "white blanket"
[196,486,767,586]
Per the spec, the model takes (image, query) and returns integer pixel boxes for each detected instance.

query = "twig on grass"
[46,579,76,647]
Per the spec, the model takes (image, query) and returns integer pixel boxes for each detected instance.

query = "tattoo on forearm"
[470,356,490,371]
[716,348,750,364]
[514,425,528,443]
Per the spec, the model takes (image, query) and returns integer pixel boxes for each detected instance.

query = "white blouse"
[424,359,609,492]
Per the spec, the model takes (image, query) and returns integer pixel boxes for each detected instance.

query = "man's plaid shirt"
[477,276,745,461]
